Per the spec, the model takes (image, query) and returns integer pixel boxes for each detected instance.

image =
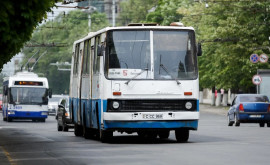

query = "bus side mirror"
[48,89,52,98]
[97,44,104,56]
[197,43,202,56]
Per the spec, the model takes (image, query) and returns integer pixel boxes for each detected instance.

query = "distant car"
[48,95,67,115]
[57,97,74,132]
[227,94,270,127]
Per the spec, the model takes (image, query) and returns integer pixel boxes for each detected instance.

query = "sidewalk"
[199,103,228,116]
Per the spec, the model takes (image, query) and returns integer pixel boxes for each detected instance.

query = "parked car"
[48,95,67,115]
[57,97,74,132]
[227,94,270,127]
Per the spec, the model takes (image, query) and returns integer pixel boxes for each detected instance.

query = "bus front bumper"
[7,110,48,119]
[103,111,199,130]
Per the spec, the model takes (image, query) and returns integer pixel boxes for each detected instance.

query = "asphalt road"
[0,104,270,165]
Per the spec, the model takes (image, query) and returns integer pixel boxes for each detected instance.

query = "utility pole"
[112,0,115,27]
[88,0,91,32]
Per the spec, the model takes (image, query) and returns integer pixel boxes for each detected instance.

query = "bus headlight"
[41,112,48,116]
[185,102,192,110]
[8,111,15,115]
[112,101,120,110]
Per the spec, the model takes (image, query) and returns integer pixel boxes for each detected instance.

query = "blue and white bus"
[69,23,201,142]
[2,71,51,122]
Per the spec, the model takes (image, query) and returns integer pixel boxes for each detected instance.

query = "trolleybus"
[69,23,202,142]
[2,71,51,122]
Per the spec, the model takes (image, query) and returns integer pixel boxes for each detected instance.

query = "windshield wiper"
[125,68,149,85]
[160,64,181,85]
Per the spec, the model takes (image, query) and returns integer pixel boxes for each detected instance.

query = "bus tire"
[175,129,189,142]
[158,130,170,139]
[3,117,7,121]
[100,130,113,143]
[74,124,83,136]
[7,117,12,122]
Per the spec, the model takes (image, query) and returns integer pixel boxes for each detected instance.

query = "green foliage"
[146,0,192,25]
[179,1,270,92]
[0,0,57,71]
[118,0,159,25]
[22,10,109,94]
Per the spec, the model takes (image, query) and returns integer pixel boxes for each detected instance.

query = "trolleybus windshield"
[106,30,198,80]
[10,87,48,105]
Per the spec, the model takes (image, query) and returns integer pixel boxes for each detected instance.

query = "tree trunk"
[211,87,215,106]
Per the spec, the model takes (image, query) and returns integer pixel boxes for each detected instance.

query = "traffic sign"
[259,54,268,63]
[252,75,262,85]
[250,54,259,63]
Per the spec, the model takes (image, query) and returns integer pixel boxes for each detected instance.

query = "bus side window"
[94,36,101,74]
[73,44,80,75]
[82,40,90,75]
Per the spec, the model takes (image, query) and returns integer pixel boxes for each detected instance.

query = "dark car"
[57,97,74,132]
[227,94,270,127]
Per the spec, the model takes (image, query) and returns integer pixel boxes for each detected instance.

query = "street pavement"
[1,104,270,165]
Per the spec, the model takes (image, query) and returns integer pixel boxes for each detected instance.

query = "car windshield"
[240,95,269,102]
[10,87,48,105]
[106,30,197,80]
[49,97,62,102]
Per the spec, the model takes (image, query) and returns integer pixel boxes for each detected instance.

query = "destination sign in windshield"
[14,81,43,86]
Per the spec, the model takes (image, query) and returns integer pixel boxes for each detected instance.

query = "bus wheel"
[175,129,189,142]
[7,117,12,122]
[158,131,170,139]
[74,124,83,136]
[137,131,147,138]
[3,117,7,121]
[100,130,113,143]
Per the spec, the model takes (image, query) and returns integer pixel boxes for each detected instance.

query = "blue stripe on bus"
[104,120,198,129]
[7,111,47,118]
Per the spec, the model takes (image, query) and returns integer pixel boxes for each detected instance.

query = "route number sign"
[250,54,259,63]
[259,54,268,63]
[252,75,262,85]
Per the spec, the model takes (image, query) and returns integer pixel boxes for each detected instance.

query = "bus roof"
[73,25,195,45]
[4,71,49,88]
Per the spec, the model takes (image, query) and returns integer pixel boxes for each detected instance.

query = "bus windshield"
[10,87,48,105]
[106,30,198,80]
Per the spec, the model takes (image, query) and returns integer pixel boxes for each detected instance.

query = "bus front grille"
[107,99,197,112]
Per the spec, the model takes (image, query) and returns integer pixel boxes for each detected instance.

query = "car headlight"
[112,101,120,110]
[185,102,192,110]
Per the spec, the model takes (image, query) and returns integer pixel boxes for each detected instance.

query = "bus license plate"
[249,115,262,118]
[143,114,163,119]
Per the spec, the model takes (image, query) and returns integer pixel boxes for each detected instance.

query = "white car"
[48,95,68,115]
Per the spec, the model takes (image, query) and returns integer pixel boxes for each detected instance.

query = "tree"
[118,0,158,25]
[0,0,57,71]
[179,1,270,92]
[146,0,192,25]
[22,10,109,94]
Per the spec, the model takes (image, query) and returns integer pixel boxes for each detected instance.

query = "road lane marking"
[0,146,16,165]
